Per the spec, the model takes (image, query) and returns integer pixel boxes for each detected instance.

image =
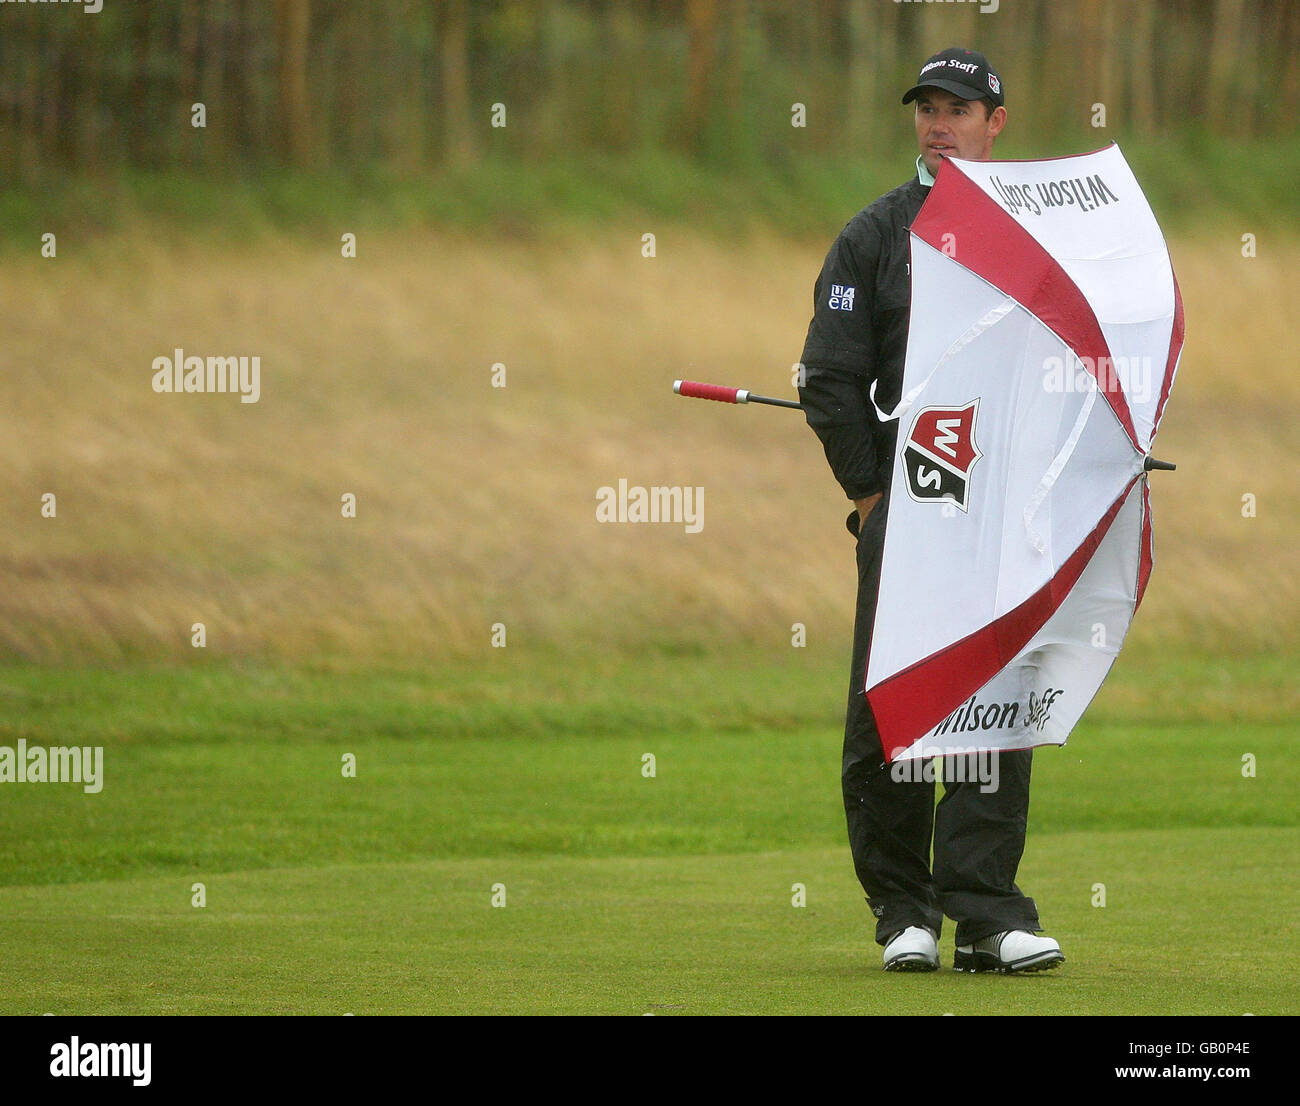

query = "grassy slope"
[3,832,1295,1015]
[0,228,1295,664]
[0,654,1295,1014]
[4,136,1297,242]
[0,651,1296,886]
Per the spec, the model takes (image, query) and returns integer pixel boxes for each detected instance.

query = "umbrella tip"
[1144,456,1176,472]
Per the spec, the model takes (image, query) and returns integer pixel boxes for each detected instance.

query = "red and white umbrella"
[864,144,1183,761]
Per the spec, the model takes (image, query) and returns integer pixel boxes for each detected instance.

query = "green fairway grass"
[0,651,1295,1014]
[1,834,1294,1016]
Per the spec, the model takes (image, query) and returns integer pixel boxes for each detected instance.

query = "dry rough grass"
[0,228,1294,663]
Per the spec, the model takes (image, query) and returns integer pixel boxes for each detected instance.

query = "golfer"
[796,47,1065,974]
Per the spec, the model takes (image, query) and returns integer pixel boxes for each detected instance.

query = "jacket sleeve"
[796,220,885,501]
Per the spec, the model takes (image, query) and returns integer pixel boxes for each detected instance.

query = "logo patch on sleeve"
[828,284,855,311]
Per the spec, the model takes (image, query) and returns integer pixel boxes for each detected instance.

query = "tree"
[274,0,312,166]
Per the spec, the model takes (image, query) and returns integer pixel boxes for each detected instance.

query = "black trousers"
[843,498,1042,948]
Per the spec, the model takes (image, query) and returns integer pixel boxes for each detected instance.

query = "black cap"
[902,47,1004,108]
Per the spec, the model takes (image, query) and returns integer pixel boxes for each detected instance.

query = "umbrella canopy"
[865,143,1183,762]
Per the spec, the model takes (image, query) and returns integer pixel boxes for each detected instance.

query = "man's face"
[914,89,1007,177]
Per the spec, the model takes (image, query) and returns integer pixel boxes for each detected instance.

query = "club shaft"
[746,393,803,409]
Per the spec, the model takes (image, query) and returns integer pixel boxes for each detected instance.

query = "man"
[796,47,1065,975]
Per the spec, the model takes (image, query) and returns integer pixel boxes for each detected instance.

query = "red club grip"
[675,380,740,404]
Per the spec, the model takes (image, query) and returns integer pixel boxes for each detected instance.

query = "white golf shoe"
[953,930,1064,974]
[882,926,939,972]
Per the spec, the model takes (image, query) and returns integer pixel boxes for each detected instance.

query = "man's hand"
[855,492,883,532]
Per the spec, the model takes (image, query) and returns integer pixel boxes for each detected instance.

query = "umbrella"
[864,143,1183,762]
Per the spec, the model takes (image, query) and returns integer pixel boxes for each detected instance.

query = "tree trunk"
[685,0,717,155]
[439,0,476,166]
[847,0,874,152]
[1207,0,1245,134]
[1128,0,1158,136]
[274,0,312,167]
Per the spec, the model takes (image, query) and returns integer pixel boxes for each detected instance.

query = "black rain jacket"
[797,175,930,504]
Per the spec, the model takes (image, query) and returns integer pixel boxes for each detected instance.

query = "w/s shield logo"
[903,400,982,512]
